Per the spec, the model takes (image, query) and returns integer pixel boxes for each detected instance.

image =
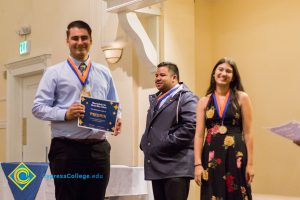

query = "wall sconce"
[102,48,123,64]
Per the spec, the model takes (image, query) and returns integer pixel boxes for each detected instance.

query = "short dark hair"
[157,61,180,81]
[66,20,92,38]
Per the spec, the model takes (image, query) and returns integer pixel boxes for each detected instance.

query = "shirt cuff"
[117,111,122,119]
[57,109,67,121]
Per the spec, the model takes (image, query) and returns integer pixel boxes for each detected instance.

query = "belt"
[53,137,105,145]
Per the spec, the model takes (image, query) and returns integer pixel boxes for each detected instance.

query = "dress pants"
[48,137,111,200]
[152,177,190,200]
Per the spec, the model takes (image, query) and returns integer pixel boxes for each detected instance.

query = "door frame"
[4,54,51,161]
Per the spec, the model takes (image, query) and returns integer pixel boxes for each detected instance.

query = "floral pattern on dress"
[211,196,224,200]
[201,94,252,200]
[202,169,209,181]
[224,173,238,192]
[223,136,235,149]
[236,151,243,168]
[208,150,222,168]
[206,132,212,145]
[241,186,249,200]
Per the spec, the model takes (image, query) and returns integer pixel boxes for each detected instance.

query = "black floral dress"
[201,93,252,200]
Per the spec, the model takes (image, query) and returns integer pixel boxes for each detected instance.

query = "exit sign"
[19,40,30,55]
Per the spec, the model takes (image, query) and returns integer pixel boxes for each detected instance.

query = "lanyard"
[212,90,231,120]
[156,85,180,108]
[67,57,92,86]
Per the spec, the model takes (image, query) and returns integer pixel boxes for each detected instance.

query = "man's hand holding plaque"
[78,96,120,133]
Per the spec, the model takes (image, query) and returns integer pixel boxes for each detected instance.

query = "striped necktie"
[78,63,86,76]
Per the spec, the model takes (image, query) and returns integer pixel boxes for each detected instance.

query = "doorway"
[21,74,51,162]
[5,54,51,162]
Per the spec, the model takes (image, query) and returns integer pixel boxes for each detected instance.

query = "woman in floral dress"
[194,58,254,200]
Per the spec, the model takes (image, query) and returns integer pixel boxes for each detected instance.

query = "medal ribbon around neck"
[157,85,180,106]
[213,90,231,120]
[67,57,92,86]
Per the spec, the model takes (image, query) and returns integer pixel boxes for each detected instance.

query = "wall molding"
[119,12,157,72]
[4,54,51,77]
[105,0,165,13]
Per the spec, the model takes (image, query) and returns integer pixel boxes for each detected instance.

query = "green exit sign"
[19,40,30,55]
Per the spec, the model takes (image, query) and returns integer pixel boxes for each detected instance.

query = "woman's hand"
[246,165,254,184]
[194,165,204,186]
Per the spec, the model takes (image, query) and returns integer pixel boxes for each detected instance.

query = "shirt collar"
[69,55,90,67]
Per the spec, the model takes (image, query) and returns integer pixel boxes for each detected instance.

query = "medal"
[212,90,231,135]
[81,85,91,97]
[219,125,227,134]
[81,82,92,97]
[206,107,215,119]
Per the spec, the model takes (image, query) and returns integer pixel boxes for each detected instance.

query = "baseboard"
[254,194,300,200]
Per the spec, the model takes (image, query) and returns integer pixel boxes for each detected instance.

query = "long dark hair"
[206,57,245,96]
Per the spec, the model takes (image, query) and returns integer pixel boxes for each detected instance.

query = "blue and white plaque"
[78,96,119,132]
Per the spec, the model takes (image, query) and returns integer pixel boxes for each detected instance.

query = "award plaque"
[78,96,119,132]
